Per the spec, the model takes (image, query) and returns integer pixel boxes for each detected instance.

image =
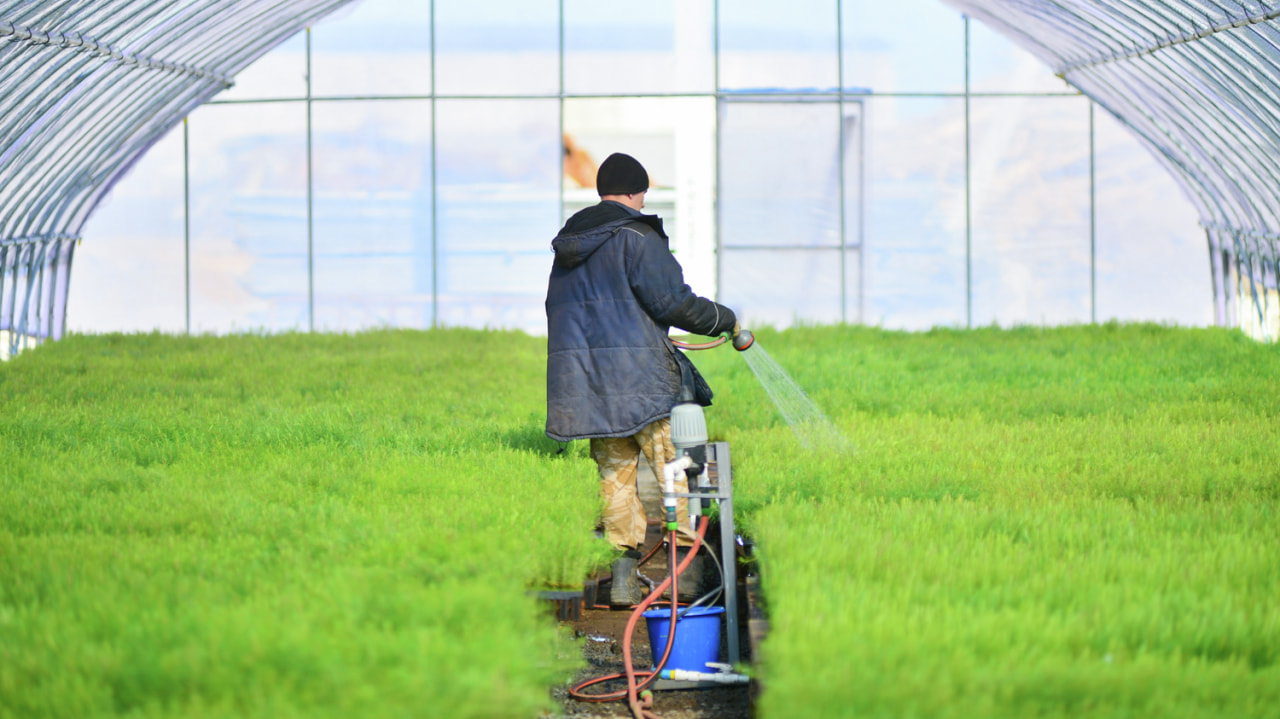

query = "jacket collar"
[557,200,666,240]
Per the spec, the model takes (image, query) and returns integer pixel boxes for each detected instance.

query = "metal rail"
[946,0,1280,338]
[1056,7,1280,75]
[0,19,234,85]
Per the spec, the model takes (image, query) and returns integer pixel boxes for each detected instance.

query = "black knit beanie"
[596,153,649,196]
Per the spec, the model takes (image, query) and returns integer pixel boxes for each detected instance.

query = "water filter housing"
[670,402,708,451]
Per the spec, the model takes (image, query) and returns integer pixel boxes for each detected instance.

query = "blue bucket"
[642,605,724,672]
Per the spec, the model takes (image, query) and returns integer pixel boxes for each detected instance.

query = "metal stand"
[653,440,740,691]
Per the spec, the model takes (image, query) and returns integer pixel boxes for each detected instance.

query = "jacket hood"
[551,201,667,270]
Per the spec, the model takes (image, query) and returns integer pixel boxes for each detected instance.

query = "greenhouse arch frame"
[3,0,1280,354]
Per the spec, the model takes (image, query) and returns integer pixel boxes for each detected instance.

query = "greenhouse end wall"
[68,0,1213,338]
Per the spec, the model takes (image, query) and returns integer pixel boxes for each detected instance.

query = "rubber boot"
[608,550,644,606]
[670,546,716,602]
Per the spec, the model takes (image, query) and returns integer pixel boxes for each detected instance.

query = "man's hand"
[731,321,741,339]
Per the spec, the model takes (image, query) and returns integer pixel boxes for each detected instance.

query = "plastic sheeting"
[0,0,355,352]
[6,0,1251,344]
[944,0,1280,333]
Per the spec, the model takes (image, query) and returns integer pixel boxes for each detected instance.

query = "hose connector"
[732,328,755,351]
[663,456,693,530]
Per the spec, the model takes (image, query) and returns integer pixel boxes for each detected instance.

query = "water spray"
[676,326,845,451]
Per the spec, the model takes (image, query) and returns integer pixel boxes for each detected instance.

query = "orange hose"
[671,337,728,350]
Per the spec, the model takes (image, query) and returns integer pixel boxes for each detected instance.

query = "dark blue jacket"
[545,201,736,441]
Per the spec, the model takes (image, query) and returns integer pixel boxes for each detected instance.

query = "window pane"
[844,246,865,323]
[436,99,560,333]
[187,103,308,333]
[841,0,965,94]
[70,124,186,334]
[310,0,432,97]
[312,100,433,331]
[1093,108,1212,325]
[216,32,307,102]
[719,100,842,249]
[970,97,1091,326]
[969,18,1074,95]
[564,0,714,95]
[436,0,558,96]
[720,249,843,328]
[718,0,838,91]
[843,100,866,323]
[864,96,967,330]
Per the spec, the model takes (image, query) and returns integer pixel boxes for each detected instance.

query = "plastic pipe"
[663,455,692,533]
[658,669,750,685]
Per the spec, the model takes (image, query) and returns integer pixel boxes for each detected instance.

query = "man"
[545,152,739,605]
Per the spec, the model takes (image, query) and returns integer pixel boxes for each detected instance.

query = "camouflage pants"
[590,418,695,550]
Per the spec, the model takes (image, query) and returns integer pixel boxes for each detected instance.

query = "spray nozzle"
[732,329,755,352]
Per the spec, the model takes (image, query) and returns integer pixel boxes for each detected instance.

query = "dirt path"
[548,608,751,718]
[544,518,755,719]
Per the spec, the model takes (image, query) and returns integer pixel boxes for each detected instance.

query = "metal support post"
[713,0,722,303]
[655,440,740,691]
[183,116,190,334]
[305,27,314,332]
[963,15,973,328]
[557,0,565,228]
[1089,101,1097,323]
[837,0,847,325]
[430,0,439,329]
[712,441,739,667]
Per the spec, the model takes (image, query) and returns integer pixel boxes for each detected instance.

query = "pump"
[657,404,744,690]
